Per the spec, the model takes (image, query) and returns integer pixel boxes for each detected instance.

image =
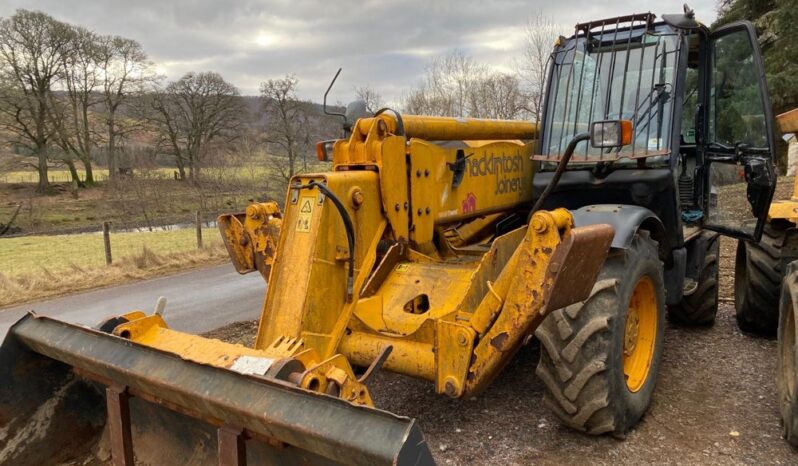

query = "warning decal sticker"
[296,196,314,232]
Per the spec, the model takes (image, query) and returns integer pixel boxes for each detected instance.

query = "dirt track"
[206,233,797,465]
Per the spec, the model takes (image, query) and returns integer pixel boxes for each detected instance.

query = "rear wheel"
[778,262,798,446]
[668,234,720,326]
[735,222,787,336]
[536,232,665,436]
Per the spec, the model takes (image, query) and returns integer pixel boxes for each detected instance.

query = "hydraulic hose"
[292,180,356,302]
[531,132,590,214]
[374,108,405,136]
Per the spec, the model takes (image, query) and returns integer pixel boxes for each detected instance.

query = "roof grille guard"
[536,12,681,164]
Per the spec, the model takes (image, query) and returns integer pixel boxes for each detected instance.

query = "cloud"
[0,0,718,105]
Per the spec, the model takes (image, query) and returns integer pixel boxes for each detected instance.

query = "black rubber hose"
[374,108,405,136]
[293,181,356,302]
[531,132,591,214]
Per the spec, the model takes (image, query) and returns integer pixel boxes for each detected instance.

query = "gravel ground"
[206,224,797,465]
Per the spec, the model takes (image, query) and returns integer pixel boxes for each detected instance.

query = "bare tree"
[354,85,383,113]
[0,10,73,193]
[260,75,311,184]
[96,35,154,179]
[515,12,559,120]
[468,73,523,119]
[148,71,246,181]
[403,49,523,119]
[47,26,101,186]
[404,50,488,117]
[234,128,268,198]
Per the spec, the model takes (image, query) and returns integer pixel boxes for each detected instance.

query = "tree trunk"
[64,159,84,187]
[176,158,186,180]
[35,98,50,194]
[107,116,117,180]
[83,159,94,185]
[75,152,94,185]
[36,148,49,194]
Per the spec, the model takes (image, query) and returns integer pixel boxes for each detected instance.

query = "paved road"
[0,264,265,339]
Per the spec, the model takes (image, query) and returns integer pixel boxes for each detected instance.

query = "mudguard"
[571,204,666,256]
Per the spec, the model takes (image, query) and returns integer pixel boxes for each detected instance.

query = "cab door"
[701,21,776,241]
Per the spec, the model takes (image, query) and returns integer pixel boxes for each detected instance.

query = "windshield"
[540,22,682,163]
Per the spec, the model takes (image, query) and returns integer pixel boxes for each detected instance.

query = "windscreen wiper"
[632,83,671,136]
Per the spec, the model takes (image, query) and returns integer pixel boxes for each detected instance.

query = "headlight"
[590,120,632,148]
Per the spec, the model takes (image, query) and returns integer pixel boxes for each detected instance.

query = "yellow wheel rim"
[623,276,658,393]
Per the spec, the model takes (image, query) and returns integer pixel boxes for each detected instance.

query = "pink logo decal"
[462,192,477,214]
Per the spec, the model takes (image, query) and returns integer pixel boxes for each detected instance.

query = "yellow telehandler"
[732,107,798,445]
[0,7,780,465]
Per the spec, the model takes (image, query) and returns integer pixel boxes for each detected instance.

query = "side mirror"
[590,120,632,149]
[743,157,775,217]
[662,4,702,31]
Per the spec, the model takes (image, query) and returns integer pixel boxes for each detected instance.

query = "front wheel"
[536,231,665,436]
[778,262,798,446]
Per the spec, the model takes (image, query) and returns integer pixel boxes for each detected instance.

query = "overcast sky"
[0,1,717,105]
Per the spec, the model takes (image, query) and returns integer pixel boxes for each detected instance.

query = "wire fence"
[0,172,112,184]
[0,208,230,237]
[0,211,226,277]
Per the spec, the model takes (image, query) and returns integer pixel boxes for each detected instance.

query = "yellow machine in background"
[733,107,798,446]
[767,108,798,223]
[735,108,798,335]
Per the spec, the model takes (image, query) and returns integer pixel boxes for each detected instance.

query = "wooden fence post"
[195,211,203,249]
[103,221,113,265]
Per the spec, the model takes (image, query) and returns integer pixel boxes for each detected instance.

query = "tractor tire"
[535,231,665,437]
[667,234,720,325]
[777,262,798,447]
[735,222,787,336]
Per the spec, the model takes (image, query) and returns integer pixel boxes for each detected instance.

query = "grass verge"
[0,243,228,308]
[1,227,221,276]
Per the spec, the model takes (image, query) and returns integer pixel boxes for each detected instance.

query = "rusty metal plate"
[0,313,435,466]
[532,149,670,163]
[543,224,615,313]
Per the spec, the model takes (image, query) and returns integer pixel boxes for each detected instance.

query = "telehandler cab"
[0,6,777,465]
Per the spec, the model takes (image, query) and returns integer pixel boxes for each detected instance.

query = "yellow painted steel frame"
[333,113,537,247]
[218,201,282,278]
[112,114,611,409]
[343,208,584,398]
